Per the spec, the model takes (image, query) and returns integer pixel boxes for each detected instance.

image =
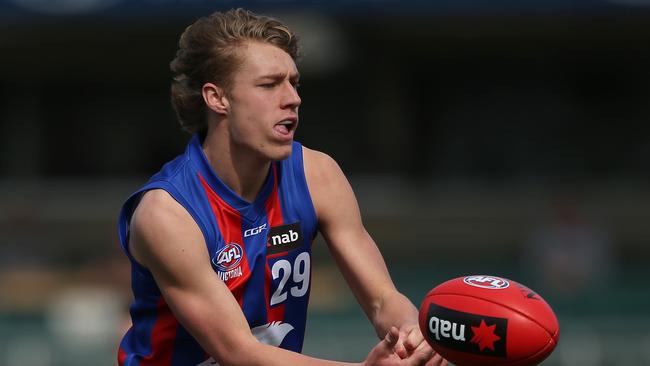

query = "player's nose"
[281,81,301,109]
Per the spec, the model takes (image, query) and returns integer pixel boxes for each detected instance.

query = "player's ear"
[202,82,229,115]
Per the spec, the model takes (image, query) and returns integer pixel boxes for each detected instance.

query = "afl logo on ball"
[212,243,243,272]
[463,275,510,290]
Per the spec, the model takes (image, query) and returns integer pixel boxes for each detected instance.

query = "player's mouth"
[273,118,298,139]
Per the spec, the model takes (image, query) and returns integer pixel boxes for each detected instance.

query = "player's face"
[225,41,301,161]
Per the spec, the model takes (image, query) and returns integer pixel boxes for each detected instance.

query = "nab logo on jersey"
[267,223,303,255]
[212,243,243,272]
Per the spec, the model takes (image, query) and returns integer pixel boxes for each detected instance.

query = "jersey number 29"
[270,252,310,306]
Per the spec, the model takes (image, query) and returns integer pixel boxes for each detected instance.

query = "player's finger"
[404,339,434,366]
[407,350,434,365]
[395,344,408,359]
[404,326,424,351]
[384,326,400,348]
[395,328,409,358]
[424,352,447,366]
[413,339,451,366]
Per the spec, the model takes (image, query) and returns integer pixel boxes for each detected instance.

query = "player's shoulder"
[301,145,343,181]
[131,189,195,238]
[301,146,351,206]
[129,189,203,267]
[301,145,333,163]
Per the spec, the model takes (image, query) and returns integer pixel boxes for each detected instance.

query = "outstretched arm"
[303,148,446,366]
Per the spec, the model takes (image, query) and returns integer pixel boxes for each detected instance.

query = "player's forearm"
[225,340,360,366]
[370,290,419,338]
[170,299,363,366]
[167,296,359,366]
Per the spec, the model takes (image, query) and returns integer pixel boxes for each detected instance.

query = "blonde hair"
[170,8,299,134]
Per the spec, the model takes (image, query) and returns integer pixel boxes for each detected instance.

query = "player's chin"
[266,143,293,161]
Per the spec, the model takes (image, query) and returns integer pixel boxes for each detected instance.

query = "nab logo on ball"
[463,275,510,290]
[212,243,243,272]
[426,303,508,357]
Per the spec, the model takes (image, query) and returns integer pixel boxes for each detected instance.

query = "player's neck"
[202,131,271,203]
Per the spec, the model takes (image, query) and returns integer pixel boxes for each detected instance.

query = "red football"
[418,275,559,366]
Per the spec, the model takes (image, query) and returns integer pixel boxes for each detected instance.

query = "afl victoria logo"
[463,275,510,289]
[212,243,243,272]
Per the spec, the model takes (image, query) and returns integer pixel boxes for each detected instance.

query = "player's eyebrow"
[257,72,300,82]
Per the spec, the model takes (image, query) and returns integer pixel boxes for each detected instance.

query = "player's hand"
[394,324,448,366]
[362,326,402,366]
[363,327,439,366]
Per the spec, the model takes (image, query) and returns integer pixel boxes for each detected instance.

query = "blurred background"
[1,0,650,365]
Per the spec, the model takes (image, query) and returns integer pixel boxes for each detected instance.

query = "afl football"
[418,275,559,366]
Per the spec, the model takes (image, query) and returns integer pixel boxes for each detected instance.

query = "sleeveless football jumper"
[117,134,318,366]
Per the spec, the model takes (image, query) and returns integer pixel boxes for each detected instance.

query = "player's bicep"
[129,190,256,364]
[129,191,206,286]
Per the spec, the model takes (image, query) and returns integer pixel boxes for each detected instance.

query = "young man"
[117,8,447,366]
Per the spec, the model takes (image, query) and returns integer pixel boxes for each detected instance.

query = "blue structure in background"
[0,0,647,22]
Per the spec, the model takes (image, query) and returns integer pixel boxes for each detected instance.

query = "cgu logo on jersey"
[425,303,508,357]
[244,223,267,238]
[267,222,303,255]
[212,243,244,281]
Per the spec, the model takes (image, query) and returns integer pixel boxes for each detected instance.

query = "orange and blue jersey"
[117,134,318,366]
